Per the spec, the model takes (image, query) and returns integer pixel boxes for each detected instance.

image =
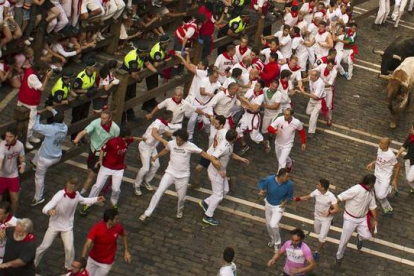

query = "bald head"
[249,69,259,79]
[379,137,391,150]
[242,56,252,66]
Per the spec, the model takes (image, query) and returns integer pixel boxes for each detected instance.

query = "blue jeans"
[200,34,212,59]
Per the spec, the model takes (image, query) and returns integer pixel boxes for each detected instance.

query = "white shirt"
[218,262,237,276]
[52,43,77,58]
[157,98,195,124]
[198,77,221,105]
[234,45,251,63]
[165,140,202,178]
[296,20,309,35]
[0,215,17,263]
[309,77,326,103]
[281,64,302,83]
[337,9,349,24]
[291,36,308,57]
[283,12,298,27]
[277,80,293,110]
[210,139,233,172]
[263,88,282,117]
[310,189,337,220]
[375,148,397,182]
[206,90,240,118]
[142,119,168,147]
[214,53,236,83]
[188,69,208,99]
[300,3,315,23]
[270,116,303,147]
[207,128,227,151]
[243,89,264,112]
[43,190,98,231]
[274,31,292,59]
[334,34,345,51]
[230,62,252,75]
[0,140,24,178]
[314,64,338,86]
[314,31,330,58]
[338,184,377,218]
[260,48,284,64]
[306,23,318,41]
[222,77,237,89]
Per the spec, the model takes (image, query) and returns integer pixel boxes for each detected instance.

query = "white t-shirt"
[218,262,237,276]
[337,9,349,24]
[222,77,237,89]
[234,45,251,63]
[198,77,221,105]
[310,189,337,220]
[142,119,168,147]
[207,128,227,153]
[214,53,236,83]
[99,72,115,87]
[314,31,330,58]
[283,12,298,27]
[260,48,284,64]
[165,140,202,178]
[274,31,292,59]
[210,139,233,172]
[157,98,195,124]
[243,89,264,112]
[263,88,282,117]
[334,34,345,52]
[277,80,293,110]
[300,3,315,23]
[230,62,251,75]
[291,36,308,57]
[338,184,377,218]
[188,69,208,99]
[52,43,77,58]
[270,116,303,148]
[0,140,24,178]
[314,64,337,86]
[309,78,326,103]
[281,64,302,83]
[306,23,318,41]
[375,148,397,182]
[206,90,240,118]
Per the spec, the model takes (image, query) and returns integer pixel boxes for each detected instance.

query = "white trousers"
[306,100,321,134]
[187,103,210,140]
[375,0,390,24]
[70,0,79,26]
[88,166,124,206]
[391,0,408,26]
[337,50,354,77]
[261,113,278,134]
[86,257,112,276]
[144,172,189,217]
[297,53,309,72]
[47,0,69,33]
[101,0,125,21]
[275,144,292,171]
[307,45,316,66]
[409,0,414,11]
[17,101,37,140]
[314,217,332,243]
[325,88,333,121]
[265,201,284,246]
[374,176,392,210]
[135,142,160,187]
[33,153,60,201]
[237,113,263,143]
[35,227,74,269]
[405,159,414,188]
[336,212,372,259]
[204,166,229,217]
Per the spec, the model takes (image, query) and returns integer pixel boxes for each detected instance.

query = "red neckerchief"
[224,89,234,99]
[172,97,182,104]
[6,140,16,151]
[293,33,301,38]
[270,48,278,53]
[318,29,326,35]
[158,117,169,126]
[320,8,326,15]
[64,188,76,199]
[280,79,289,90]
[222,51,233,61]
[408,134,414,143]
[308,2,314,12]
[346,29,354,38]
[323,67,331,76]
[1,214,12,225]
[291,11,298,17]
[69,270,89,276]
[22,233,35,242]
[238,45,248,56]
[101,120,112,133]
[254,89,263,97]
[311,20,318,26]
[289,64,301,71]
[359,183,370,191]
[239,62,248,69]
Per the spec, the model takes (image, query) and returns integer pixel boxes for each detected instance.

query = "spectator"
[100,0,125,23]
[94,60,120,114]
[0,218,36,276]
[0,57,20,89]
[198,0,224,59]
[51,38,96,63]
[17,60,53,150]
[0,18,22,57]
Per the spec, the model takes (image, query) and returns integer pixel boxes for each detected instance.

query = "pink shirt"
[280,240,313,275]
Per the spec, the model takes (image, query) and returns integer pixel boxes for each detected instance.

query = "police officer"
[218,10,250,54]
[122,44,157,122]
[143,34,171,112]
[231,0,245,17]
[71,59,98,140]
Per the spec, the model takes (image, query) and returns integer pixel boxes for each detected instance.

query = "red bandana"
[280,79,289,90]
[408,134,414,144]
[254,89,263,97]
[22,233,35,242]
[289,64,301,71]
[172,97,182,104]
[224,89,234,99]
[158,117,169,126]
[318,29,326,35]
[346,29,354,38]
[6,140,16,151]
[323,67,330,76]
[101,120,112,133]
[320,8,326,15]
[238,46,248,55]
[239,62,248,69]
[359,183,370,191]
[291,11,298,17]
[308,2,314,12]
[64,188,76,199]
[222,51,233,61]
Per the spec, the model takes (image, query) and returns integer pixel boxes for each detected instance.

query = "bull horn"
[392,54,402,60]
[378,74,392,80]
[402,82,409,88]
[372,48,384,55]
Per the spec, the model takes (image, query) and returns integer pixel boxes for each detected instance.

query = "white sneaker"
[28,37,34,41]
[143,182,154,191]
[134,187,142,196]
[29,136,41,143]
[25,142,34,150]
[267,241,274,248]
[176,208,183,219]
[346,75,352,81]
[31,197,45,206]
[97,32,105,40]
[24,39,31,46]
[139,214,147,221]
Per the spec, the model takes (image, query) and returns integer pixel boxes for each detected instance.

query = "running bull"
[379,57,414,128]
[373,37,414,75]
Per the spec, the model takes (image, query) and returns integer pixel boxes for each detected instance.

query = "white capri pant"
[144,172,189,217]
[336,212,372,259]
[237,113,263,143]
[275,144,293,171]
[86,256,113,276]
[314,217,332,243]
[187,102,211,140]
[265,200,284,246]
[375,0,390,24]
[374,176,392,210]
[87,165,124,206]
[325,88,333,121]
[261,113,278,134]
[33,153,61,201]
[306,100,322,134]
[337,49,354,78]
[204,165,229,217]
[35,227,74,269]
[135,142,160,187]
[17,101,37,140]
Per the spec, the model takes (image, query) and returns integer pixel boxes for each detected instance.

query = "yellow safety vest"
[232,0,244,7]
[51,77,70,101]
[124,49,145,70]
[150,42,165,62]
[76,69,96,90]
[229,16,246,34]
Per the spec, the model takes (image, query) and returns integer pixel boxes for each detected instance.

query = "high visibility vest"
[123,49,144,70]
[232,0,244,7]
[229,16,246,34]
[51,77,70,101]
[150,42,165,62]
[76,70,96,90]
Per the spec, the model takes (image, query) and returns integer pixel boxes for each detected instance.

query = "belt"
[246,110,259,114]
[345,210,364,219]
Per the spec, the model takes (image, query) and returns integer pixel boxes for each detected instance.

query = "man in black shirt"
[0,218,36,276]
[397,125,414,193]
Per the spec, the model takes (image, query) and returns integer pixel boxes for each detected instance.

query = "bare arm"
[73,130,87,144]
[152,148,170,161]
[151,128,169,147]
[122,232,131,263]
[0,258,26,269]
[81,239,93,258]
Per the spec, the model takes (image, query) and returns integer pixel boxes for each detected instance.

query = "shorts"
[23,9,31,20]
[81,0,103,14]
[198,157,211,168]
[87,151,100,174]
[92,97,109,111]
[0,177,20,194]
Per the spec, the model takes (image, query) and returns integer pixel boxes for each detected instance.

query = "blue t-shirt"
[258,175,293,206]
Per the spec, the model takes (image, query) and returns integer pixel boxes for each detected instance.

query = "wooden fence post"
[254,16,265,48]
[106,20,122,55]
[14,106,30,144]
[110,70,130,125]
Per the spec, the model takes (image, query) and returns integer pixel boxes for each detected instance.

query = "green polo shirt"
[85,118,120,155]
